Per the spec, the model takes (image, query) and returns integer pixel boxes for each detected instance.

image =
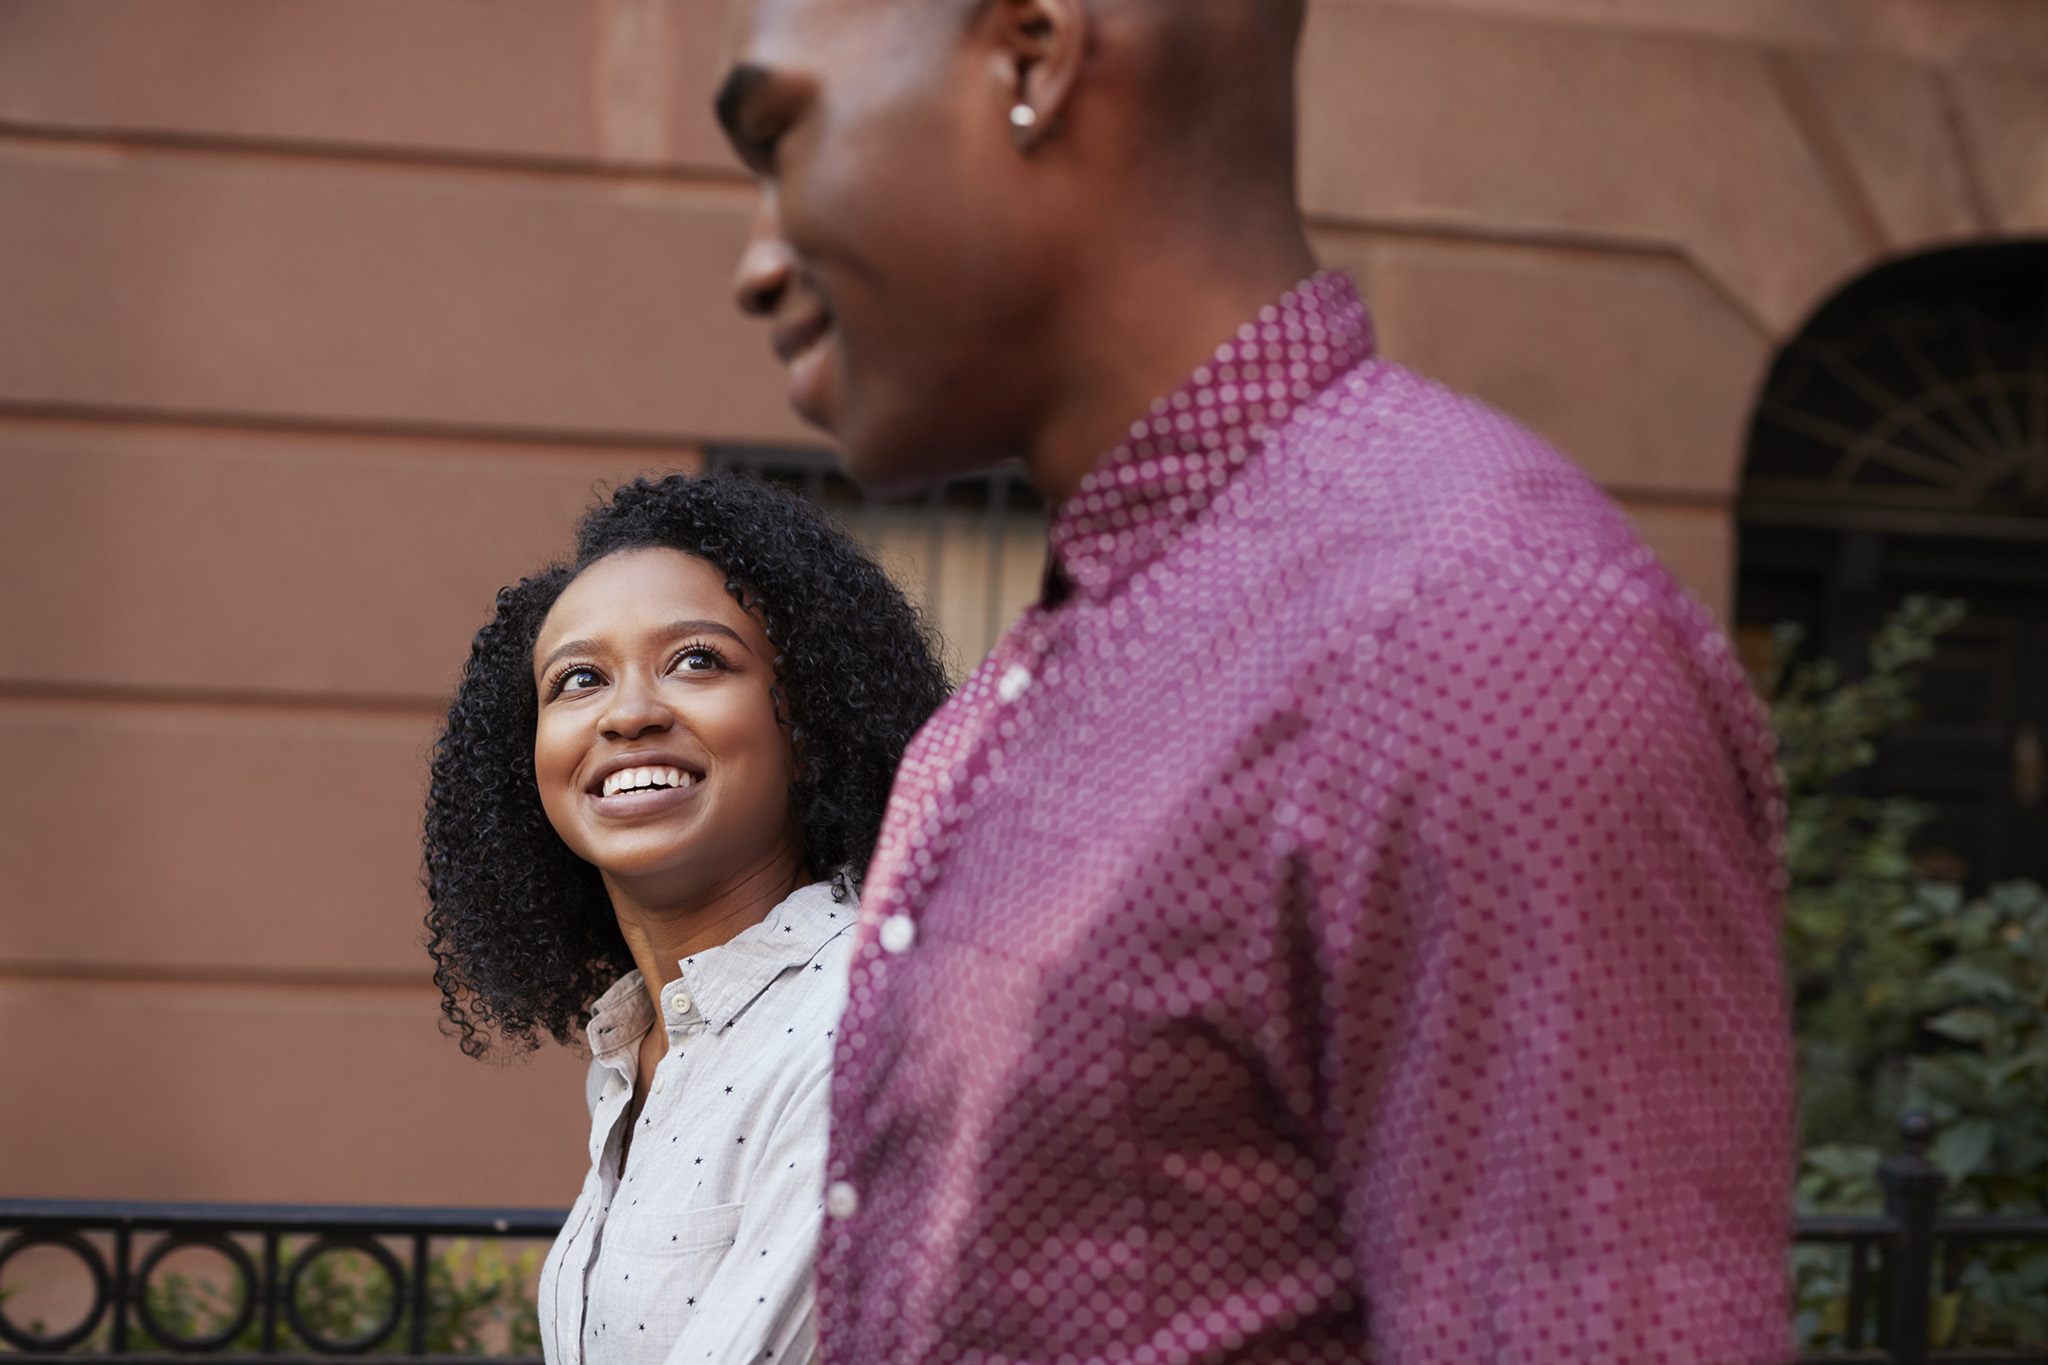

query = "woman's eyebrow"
[536,637,603,675]
[661,619,751,654]
[537,619,752,676]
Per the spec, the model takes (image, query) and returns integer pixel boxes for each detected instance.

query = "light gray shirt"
[537,882,855,1365]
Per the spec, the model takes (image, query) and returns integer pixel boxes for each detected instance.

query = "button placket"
[863,622,1058,952]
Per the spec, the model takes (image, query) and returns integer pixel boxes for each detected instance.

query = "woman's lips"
[587,780,704,820]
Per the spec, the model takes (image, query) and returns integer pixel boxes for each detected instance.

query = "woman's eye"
[675,647,724,674]
[559,666,604,693]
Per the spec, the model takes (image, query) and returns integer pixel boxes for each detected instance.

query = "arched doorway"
[1736,242,2048,891]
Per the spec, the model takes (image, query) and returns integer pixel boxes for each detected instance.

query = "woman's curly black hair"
[424,471,951,1058]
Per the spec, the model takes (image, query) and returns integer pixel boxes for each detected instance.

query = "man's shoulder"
[1285,359,1639,570]
[1233,359,1725,666]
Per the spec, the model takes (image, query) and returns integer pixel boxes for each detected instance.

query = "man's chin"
[837,431,1006,504]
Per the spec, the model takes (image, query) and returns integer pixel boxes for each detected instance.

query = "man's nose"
[734,196,795,318]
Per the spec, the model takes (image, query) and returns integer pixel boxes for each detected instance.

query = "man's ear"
[982,0,1089,149]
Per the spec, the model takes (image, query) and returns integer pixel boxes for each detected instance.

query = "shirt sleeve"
[1304,556,1793,1362]
[659,1061,829,1365]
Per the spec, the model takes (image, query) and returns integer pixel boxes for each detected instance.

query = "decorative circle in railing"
[281,1235,406,1354]
[1746,302,2048,536]
[133,1231,259,1352]
[0,1230,111,1352]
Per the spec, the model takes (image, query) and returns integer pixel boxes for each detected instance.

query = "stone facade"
[1,0,2043,1205]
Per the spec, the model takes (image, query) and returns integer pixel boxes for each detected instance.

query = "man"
[718,1,1792,1360]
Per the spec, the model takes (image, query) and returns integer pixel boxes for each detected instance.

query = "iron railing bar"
[1795,1216,1903,1242]
[1926,1216,2048,1241]
[260,1231,280,1353]
[407,1231,431,1355]
[0,1201,567,1238]
[1,1356,542,1365]
[109,1226,130,1355]
[1846,1238,1870,1351]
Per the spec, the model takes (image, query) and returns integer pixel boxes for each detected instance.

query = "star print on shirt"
[539,882,855,1365]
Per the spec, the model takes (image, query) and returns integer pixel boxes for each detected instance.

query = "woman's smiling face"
[531,548,801,908]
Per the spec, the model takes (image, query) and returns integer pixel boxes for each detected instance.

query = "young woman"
[423,472,948,1365]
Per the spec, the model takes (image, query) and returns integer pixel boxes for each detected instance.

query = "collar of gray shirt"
[585,881,855,1063]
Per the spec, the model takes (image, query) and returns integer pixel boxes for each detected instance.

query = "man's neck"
[1021,225,1318,506]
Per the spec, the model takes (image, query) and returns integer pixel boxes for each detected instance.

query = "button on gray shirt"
[538,882,855,1365]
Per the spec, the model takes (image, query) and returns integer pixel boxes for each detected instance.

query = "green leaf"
[1928,1008,2001,1044]
[1934,1119,1997,1180]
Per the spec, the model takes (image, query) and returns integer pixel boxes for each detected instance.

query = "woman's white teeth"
[601,766,693,798]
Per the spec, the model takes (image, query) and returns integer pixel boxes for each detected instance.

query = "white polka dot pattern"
[821,273,1793,1364]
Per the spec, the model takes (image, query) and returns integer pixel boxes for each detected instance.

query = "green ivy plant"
[1769,595,2048,1351]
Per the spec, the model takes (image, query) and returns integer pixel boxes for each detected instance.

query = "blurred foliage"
[1766,595,2048,1351]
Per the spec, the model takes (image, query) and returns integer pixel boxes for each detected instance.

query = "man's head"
[718,0,1310,498]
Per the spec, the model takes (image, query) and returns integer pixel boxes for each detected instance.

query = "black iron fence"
[1793,1118,2048,1364]
[3,1124,2043,1365]
[0,1202,562,1364]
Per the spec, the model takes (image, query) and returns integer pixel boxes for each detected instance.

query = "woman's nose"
[734,197,795,318]
[600,676,673,740]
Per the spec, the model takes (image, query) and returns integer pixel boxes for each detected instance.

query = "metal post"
[109,1226,131,1353]
[408,1233,431,1355]
[1878,1113,1948,1365]
[1846,1239,1870,1350]
[259,1231,280,1352]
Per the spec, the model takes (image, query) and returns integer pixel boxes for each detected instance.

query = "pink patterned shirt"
[821,273,1792,1364]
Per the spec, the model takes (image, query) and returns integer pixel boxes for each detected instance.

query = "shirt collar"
[1047,271,1376,603]
[584,881,854,1063]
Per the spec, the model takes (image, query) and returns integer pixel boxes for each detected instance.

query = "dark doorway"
[1735,243,2048,892]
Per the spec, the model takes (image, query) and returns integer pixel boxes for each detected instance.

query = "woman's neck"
[605,837,808,1015]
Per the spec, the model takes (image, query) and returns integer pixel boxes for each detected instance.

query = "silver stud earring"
[1009,104,1038,131]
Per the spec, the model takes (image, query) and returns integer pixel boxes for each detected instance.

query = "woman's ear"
[982,0,1089,150]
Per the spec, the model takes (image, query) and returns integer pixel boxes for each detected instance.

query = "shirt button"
[879,914,916,954]
[652,1076,664,1095]
[826,1182,859,1220]
[670,993,691,1015]
[997,664,1033,703]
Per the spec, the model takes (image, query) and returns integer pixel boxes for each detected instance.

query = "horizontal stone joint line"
[0,118,751,192]
[1305,211,1780,341]
[1601,485,1737,509]
[0,679,449,719]
[0,399,720,459]
[0,961,434,992]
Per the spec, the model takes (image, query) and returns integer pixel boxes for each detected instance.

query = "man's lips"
[774,314,837,424]
[772,312,832,366]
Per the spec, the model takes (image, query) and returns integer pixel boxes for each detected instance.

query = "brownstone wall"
[2,0,2042,1206]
